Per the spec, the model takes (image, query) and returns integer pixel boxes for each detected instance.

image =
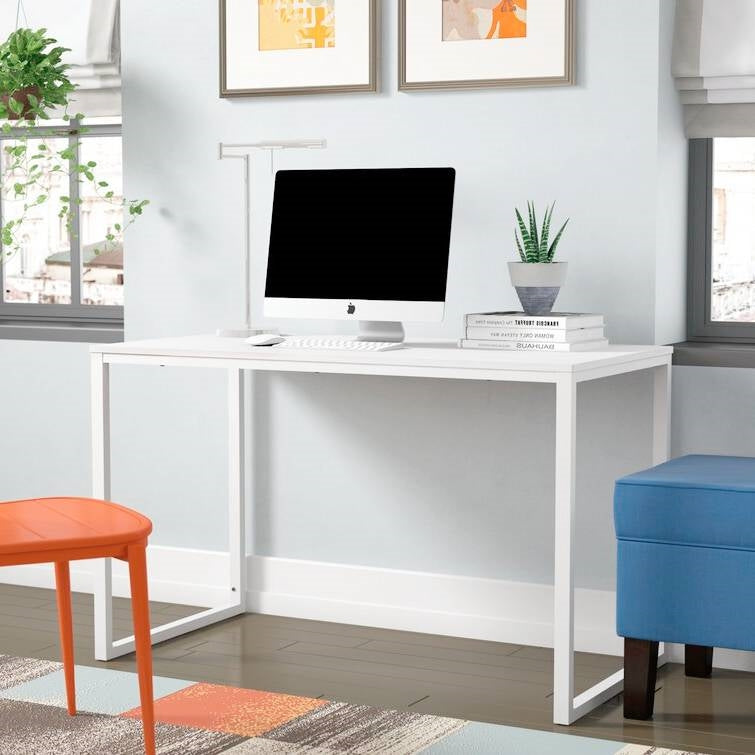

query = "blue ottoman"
[614,454,755,719]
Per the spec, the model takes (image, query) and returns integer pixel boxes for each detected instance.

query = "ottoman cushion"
[614,455,755,551]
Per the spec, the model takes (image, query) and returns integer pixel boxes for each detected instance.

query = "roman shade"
[48,0,121,117]
[0,0,120,117]
[673,0,755,136]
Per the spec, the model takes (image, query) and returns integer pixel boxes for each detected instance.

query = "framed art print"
[220,0,377,97]
[399,0,574,91]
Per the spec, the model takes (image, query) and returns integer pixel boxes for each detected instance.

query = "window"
[688,138,755,341]
[0,122,124,341]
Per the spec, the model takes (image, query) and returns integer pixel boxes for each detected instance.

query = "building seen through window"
[1,133,124,307]
[711,137,755,322]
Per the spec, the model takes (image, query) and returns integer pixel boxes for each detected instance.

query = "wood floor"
[1,583,754,754]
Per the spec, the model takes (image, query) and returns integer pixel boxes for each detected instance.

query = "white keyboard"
[276,337,404,352]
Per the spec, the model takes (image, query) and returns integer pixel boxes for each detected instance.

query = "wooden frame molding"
[398,0,575,92]
[219,0,378,97]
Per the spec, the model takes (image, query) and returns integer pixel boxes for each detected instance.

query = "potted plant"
[0,28,74,121]
[509,201,569,315]
[0,28,148,266]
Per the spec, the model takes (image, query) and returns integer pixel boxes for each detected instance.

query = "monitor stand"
[357,321,405,343]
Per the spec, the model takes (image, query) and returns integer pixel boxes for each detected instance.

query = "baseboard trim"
[2,547,753,672]
[0,545,231,609]
[245,555,622,656]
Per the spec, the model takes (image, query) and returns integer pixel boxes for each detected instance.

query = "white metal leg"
[92,353,114,661]
[553,376,577,725]
[554,358,673,724]
[652,362,672,464]
[93,364,248,661]
[228,369,248,609]
[652,361,672,667]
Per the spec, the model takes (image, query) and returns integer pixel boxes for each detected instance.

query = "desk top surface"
[92,335,672,379]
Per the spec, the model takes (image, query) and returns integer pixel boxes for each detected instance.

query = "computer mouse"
[246,334,286,347]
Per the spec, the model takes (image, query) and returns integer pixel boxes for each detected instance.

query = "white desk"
[90,335,672,724]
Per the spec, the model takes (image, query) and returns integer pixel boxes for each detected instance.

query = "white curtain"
[673,0,755,136]
[0,0,120,117]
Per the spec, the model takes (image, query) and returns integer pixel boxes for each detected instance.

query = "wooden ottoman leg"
[54,561,76,716]
[685,644,713,678]
[127,544,156,755]
[624,638,659,720]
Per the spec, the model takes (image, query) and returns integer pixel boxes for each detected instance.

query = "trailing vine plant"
[0,27,148,264]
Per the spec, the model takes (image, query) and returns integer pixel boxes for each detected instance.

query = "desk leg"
[553,376,577,725]
[92,363,248,661]
[653,362,671,465]
[653,361,672,670]
[552,359,673,723]
[91,353,114,661]
[228,369,248,609]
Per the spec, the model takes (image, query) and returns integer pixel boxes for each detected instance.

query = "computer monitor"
[264,167,456,342]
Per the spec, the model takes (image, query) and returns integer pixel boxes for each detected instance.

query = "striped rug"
[0,654,706,754]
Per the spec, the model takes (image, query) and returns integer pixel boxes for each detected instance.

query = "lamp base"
[216,326,277,338]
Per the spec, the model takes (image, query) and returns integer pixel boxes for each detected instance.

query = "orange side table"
[0,497,156,755]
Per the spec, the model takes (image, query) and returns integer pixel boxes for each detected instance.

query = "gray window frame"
[687,137,755,342]
[0,121,124,341]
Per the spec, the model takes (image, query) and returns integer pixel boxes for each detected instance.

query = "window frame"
[687,137,755,342]
[0,121,124,340]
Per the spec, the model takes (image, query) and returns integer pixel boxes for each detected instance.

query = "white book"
[465,312,605,330]
[465,326,605,343]
[460,338,609,353]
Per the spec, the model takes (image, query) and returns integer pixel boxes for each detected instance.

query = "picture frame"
[220,0,378,97]
[399,0,575,92]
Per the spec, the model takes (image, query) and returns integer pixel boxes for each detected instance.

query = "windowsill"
[672,340,755,368]
[0,320,123,344]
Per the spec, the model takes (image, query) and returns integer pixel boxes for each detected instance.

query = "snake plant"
[515,201,569,263]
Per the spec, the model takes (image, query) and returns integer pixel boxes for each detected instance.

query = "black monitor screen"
[265,168,455,302]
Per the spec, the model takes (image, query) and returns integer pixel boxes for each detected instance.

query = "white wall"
[0,1,710,647]
[0,341,91,500]
[114,0,672,582]
[672,366,755,456]
[121,1,668,345]
[655,0,688,345]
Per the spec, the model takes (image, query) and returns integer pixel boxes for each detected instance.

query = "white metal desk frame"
[90,338,672,725]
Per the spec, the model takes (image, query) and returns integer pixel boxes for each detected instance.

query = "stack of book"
[460,312,608,352]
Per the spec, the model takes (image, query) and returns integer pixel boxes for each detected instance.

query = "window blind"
[673,0,755,136]
[57,0,121,117]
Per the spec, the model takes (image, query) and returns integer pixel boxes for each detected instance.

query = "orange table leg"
[54,561,76,716]
[128,544,156,755]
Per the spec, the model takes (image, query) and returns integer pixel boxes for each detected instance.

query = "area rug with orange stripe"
[0,655,705,754]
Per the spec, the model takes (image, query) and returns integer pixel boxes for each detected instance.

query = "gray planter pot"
[508,262,568,316]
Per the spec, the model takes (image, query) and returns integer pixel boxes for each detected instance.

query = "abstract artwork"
[401,0,574,91]
[220,0,376,96]
[258,0,336,51]
[442,0,527,42]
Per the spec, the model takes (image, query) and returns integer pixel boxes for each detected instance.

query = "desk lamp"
[217,139,327,337]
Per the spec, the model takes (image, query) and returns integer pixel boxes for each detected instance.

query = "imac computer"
[263,167,456,344]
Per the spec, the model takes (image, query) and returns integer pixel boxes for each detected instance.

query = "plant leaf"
[539,202,554,262]
[527,201,540,258]
[514,207,535,260]
[7,96,23,115]
[515,231,525,262]
[548,218,569,261]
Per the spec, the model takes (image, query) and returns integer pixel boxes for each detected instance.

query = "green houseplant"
[0,27,147,271]
[0,28,74,121]
[509,201,569,316]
